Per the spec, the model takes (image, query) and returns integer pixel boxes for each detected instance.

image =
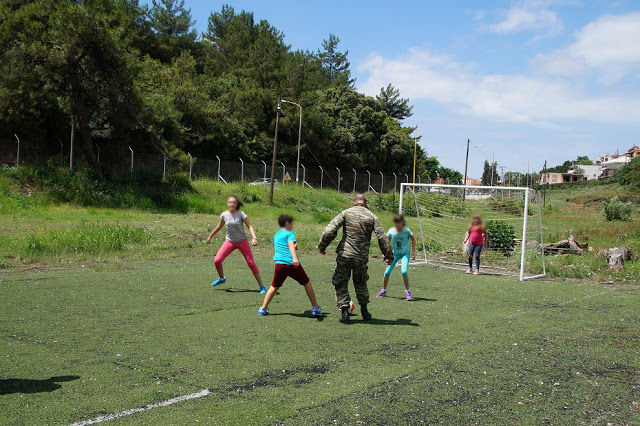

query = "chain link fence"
[1,139,435,193]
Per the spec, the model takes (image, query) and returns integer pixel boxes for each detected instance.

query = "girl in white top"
[206,196,266,293]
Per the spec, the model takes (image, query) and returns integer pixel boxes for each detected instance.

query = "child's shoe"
[259,285,267,294]
[376,289,387,297]
[211,277,226,286]
[311,306,323,317]
[474,270,480,275]
[466,268,472,274]
[405,290,413,301]
[258,307,269,316]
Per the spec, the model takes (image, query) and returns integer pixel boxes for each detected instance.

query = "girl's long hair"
[471,214,482,226]
[228,195,244,210]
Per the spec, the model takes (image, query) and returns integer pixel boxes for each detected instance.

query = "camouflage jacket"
[318,206,393,261]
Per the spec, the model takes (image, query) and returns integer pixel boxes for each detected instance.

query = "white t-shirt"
[220,210,248,243]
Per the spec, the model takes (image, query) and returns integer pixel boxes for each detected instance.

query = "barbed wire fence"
[1,138,434,193]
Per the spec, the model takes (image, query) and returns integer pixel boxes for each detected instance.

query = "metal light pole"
[14,134,20,168]
[379,171,384,193]
[239,157,244,181]
[261,160,267,181]
[463,138,470,200]
[353,169,357,193]
[413,127,418,185]
[269,99,281,205]
[281,99,302,184]
[336,167,340,192]
[129,146,134,176]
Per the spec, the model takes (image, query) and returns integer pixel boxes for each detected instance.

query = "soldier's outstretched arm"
[318,212,345,253]
[374,216,394,261]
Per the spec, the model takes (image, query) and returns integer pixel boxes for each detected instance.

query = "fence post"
[280,161,285,183]
[336,167,340,192]
[367,170,371,191]
[70,120,74,171]
[163,154,167,179]
[129,147,134,177]
[59,140,64,166]
[261,160,267,181]
[188,153,193,180]
[380,171,384,193]
[352,169,357,193]
[393,172,397,192]
[14,134,20,168]
[216,155,221,181]
[319,166,323,189]
[95,143,100,164]
[301,163,306,185]
[239,157,244,181]
[405,174,409,184]
[418,175,421,184]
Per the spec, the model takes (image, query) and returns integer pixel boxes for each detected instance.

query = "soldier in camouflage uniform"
[318,194,394,324]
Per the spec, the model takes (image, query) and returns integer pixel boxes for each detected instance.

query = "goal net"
[399,183,546,281]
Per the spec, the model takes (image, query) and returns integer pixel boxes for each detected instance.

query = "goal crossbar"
[399,182,546,281]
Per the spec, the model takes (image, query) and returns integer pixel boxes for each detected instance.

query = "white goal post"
[399,183,546,281]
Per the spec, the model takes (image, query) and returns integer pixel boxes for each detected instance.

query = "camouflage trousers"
[332,256,370,308]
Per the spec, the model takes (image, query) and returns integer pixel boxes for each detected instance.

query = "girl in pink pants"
[206,196,266,294]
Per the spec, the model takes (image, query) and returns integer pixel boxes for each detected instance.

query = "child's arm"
[483,226,489,244]
[410,235,417,259]
[463,228,470,243]
[243,218,259,246]
[206,219,225,244]
[288,240,300,267]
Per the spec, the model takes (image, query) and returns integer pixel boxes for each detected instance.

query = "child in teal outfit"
[377,214,416,300]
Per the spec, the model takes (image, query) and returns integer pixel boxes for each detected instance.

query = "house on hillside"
[625,144,640,159]
[465,177,481,186]
[600,156,631,179]
[539,171,587,185]
[568,164,604,180]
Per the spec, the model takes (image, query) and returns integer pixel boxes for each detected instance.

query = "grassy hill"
[0,166,638,281]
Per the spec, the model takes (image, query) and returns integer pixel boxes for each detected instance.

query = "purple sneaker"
[405,290,413,301]
[376,289,387,297]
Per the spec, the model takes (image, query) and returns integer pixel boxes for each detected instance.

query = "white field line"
[70,389,210,425]
[507,290,611,318]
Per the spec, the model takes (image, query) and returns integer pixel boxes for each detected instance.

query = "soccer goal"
[399,183,546,281]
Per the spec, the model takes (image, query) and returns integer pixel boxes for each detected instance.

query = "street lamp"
[281,99,302,184]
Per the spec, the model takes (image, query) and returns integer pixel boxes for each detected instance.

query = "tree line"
[0,0,462,182]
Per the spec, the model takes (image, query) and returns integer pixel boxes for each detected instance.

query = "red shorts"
[271,264,310,287]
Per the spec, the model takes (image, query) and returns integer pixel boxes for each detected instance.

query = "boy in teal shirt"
[259,215,323,316]
[377,214,416,300]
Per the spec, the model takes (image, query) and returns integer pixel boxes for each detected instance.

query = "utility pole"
[413,126,418,186]
[542,160,547,206]
[269,98,281,205]
[463,138,470,200]
[490,153,495,187]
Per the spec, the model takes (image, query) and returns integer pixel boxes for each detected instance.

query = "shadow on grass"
[355,318,420,326]
[0,376,80,395]
[389,297,437,302]
[221,288,261,294]
[270,311,331,321]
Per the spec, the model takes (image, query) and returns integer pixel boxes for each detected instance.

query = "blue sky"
[145,0,640,178]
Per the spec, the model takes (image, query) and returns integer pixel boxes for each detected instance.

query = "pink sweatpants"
[214,239,259,274]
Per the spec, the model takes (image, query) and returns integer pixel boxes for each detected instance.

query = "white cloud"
[357,48,640,126]
[484,0,563,37]
[533,12,640,83]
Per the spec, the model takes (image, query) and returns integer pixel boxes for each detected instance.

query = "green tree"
[318,34,353,86]
[148,0,197,62]
[481,160,498,185]
[376,84,413,120]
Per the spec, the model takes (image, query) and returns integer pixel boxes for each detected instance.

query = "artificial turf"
[0,253,638,424]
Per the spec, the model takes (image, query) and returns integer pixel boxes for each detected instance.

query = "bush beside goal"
[399,183,546,281]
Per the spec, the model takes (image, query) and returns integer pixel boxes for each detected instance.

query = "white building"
[567,164,604,180]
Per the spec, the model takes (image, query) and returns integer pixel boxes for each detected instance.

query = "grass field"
[1,253,638,424]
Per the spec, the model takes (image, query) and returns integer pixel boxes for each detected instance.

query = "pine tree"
[318,34,353,86]
[376,84,413,120]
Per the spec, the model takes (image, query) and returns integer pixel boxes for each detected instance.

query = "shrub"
[371,192,397,212]
[603,197,633,221]
[486,220,516,256]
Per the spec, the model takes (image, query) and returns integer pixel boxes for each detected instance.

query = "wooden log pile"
[543,235,588,255]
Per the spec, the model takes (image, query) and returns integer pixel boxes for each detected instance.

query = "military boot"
[339,306,350,324]
[361,304,372,321]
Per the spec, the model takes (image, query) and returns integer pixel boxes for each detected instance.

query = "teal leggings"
[384,253,410,277]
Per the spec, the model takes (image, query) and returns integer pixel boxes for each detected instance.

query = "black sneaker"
[361,304,372,321]
[339,307,350,324]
